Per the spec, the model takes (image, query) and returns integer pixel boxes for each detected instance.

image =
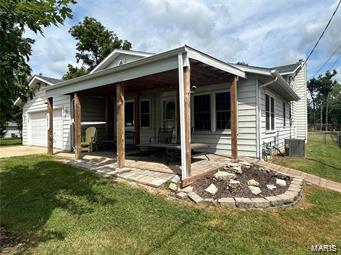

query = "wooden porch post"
[230,76,238,160]
[74,93,82,159]
[178,53,191,180]
[134,91,140,145]
[47,97,53,155]
[116,83,125,168]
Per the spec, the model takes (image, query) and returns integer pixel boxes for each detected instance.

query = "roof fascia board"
[234,65,271,76]
[46,55,179,97]
[46,46,187,94]
[90,49,155,74]
[185,47,246,78]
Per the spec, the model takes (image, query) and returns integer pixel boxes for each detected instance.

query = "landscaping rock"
[228,162,240,168]
[181,186,193,193]
[247,179,259,187]
[266,184,277,191]
[240,161,252,168]
[235,197,254,208]
[170,175,180,183]
[228,180,241,189]
[251,198,270,208]
[169,183,178,192]
[218,197,236,208]
[214,171,236,181]
[265,196,285,207]
[248,186,262,195]
[230,165,243,174]
[205,184,218,195]
[176,192,188,199]
[276,178,287,187]
[188,192,203,204]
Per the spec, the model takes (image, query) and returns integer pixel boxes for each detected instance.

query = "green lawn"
[0,138,22,146]
[271,132,341,183]
[0,155,341,254]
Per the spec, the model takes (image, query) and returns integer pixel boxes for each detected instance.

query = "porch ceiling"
[76,60,235,96]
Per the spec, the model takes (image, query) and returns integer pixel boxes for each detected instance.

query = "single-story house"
[2,122,21,138]
[14,45,307,181]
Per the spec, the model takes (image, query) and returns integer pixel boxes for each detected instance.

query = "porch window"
[283,102,286,127]
[125,101,134,127]
[215,92,231,130]
[194,94,211,130]
[140,100,150,128]
[265,94,275,130]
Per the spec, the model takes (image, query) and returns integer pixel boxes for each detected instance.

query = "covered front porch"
[46,46,245,185]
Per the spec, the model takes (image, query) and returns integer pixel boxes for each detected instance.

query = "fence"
[332,131,341,148]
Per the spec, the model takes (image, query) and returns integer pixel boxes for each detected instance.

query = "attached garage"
[29,109,63,149]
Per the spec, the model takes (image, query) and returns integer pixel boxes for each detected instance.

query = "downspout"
[257,70,277,159]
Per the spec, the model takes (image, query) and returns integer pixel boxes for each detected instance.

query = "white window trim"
[265,92,276,133]
[140,99,151,129]
[191,89,231,134]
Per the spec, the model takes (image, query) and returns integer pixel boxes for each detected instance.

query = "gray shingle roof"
[36,75,62,85]
[271,63,301,74]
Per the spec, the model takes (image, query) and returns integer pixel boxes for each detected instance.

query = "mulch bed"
[192,165,292,199]
[0,226,24,254]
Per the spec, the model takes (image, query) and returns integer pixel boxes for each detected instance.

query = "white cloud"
[26,0,340,80]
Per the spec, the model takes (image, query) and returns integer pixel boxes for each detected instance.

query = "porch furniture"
[81,127,97,152]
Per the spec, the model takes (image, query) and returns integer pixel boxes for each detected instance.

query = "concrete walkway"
[249,159,341,193]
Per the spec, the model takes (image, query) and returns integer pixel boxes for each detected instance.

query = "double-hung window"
[265,94,275,130]
[140,100,151,128]
[215,92,230,130]
[194,94,211,130]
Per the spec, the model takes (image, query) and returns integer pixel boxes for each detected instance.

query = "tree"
[63,17,132,80]
[0,0,76,131]
[307,70,338,130]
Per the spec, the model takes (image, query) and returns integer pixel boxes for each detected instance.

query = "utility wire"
[312,43,341,77]
[304,0,341,65]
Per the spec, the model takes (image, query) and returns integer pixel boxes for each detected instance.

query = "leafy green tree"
[63,17,132,80]
[0,0,76,129]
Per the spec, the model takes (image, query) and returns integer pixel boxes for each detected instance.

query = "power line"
[312,43,341,77]
[304,0,341,65]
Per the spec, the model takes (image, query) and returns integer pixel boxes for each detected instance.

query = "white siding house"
[16,46,307,161]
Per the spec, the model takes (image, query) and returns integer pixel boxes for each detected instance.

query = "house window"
[265,94,275,130]
[289,103,292,127]
[125,101,134,127]
[215,92,230,130]
[140,100,150,128]
[283,102,286,127]
[194,94,211,130]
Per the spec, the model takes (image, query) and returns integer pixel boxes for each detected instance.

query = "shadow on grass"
[306,158,341,171]
[0,159,116,252]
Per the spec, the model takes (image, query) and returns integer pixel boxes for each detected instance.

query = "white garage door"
[29,109,63,149]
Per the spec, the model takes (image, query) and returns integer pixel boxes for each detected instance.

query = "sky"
[27,0,341,81]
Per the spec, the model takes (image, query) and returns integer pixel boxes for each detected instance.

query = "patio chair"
[81,127,97,152]
[157,128,174,144]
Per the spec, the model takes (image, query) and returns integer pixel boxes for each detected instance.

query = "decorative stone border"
[171,176,304,209]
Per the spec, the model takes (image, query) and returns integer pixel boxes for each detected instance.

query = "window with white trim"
[215,92,231,130]
[194,94,211,130]
[140,100,151,128]
[265,94,275,130]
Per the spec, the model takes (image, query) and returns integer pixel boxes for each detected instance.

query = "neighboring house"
[15,46,307,180]
[3,122,20,138]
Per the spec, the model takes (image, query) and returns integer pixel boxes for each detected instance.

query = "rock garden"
[168,160,304,209]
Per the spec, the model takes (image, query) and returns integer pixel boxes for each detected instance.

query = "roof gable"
[90,49,154,74]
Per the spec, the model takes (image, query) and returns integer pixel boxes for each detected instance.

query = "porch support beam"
[134,91,140,145]
[74,93,82,159]
[116,83,125,168]
[178,53,191,180]
[230,76,238,160]
[47,97,53,155]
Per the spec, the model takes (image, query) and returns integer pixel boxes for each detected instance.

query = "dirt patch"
[192,165,292,199]
[0,226,24,254]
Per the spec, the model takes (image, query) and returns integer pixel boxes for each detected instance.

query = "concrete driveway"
[0,145,47,158]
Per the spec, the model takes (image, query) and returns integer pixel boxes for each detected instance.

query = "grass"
[0,138,22,146]
[0,155,341,254]
[271,132,341,183]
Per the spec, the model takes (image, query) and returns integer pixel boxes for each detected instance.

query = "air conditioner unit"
[285,139,305,157]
